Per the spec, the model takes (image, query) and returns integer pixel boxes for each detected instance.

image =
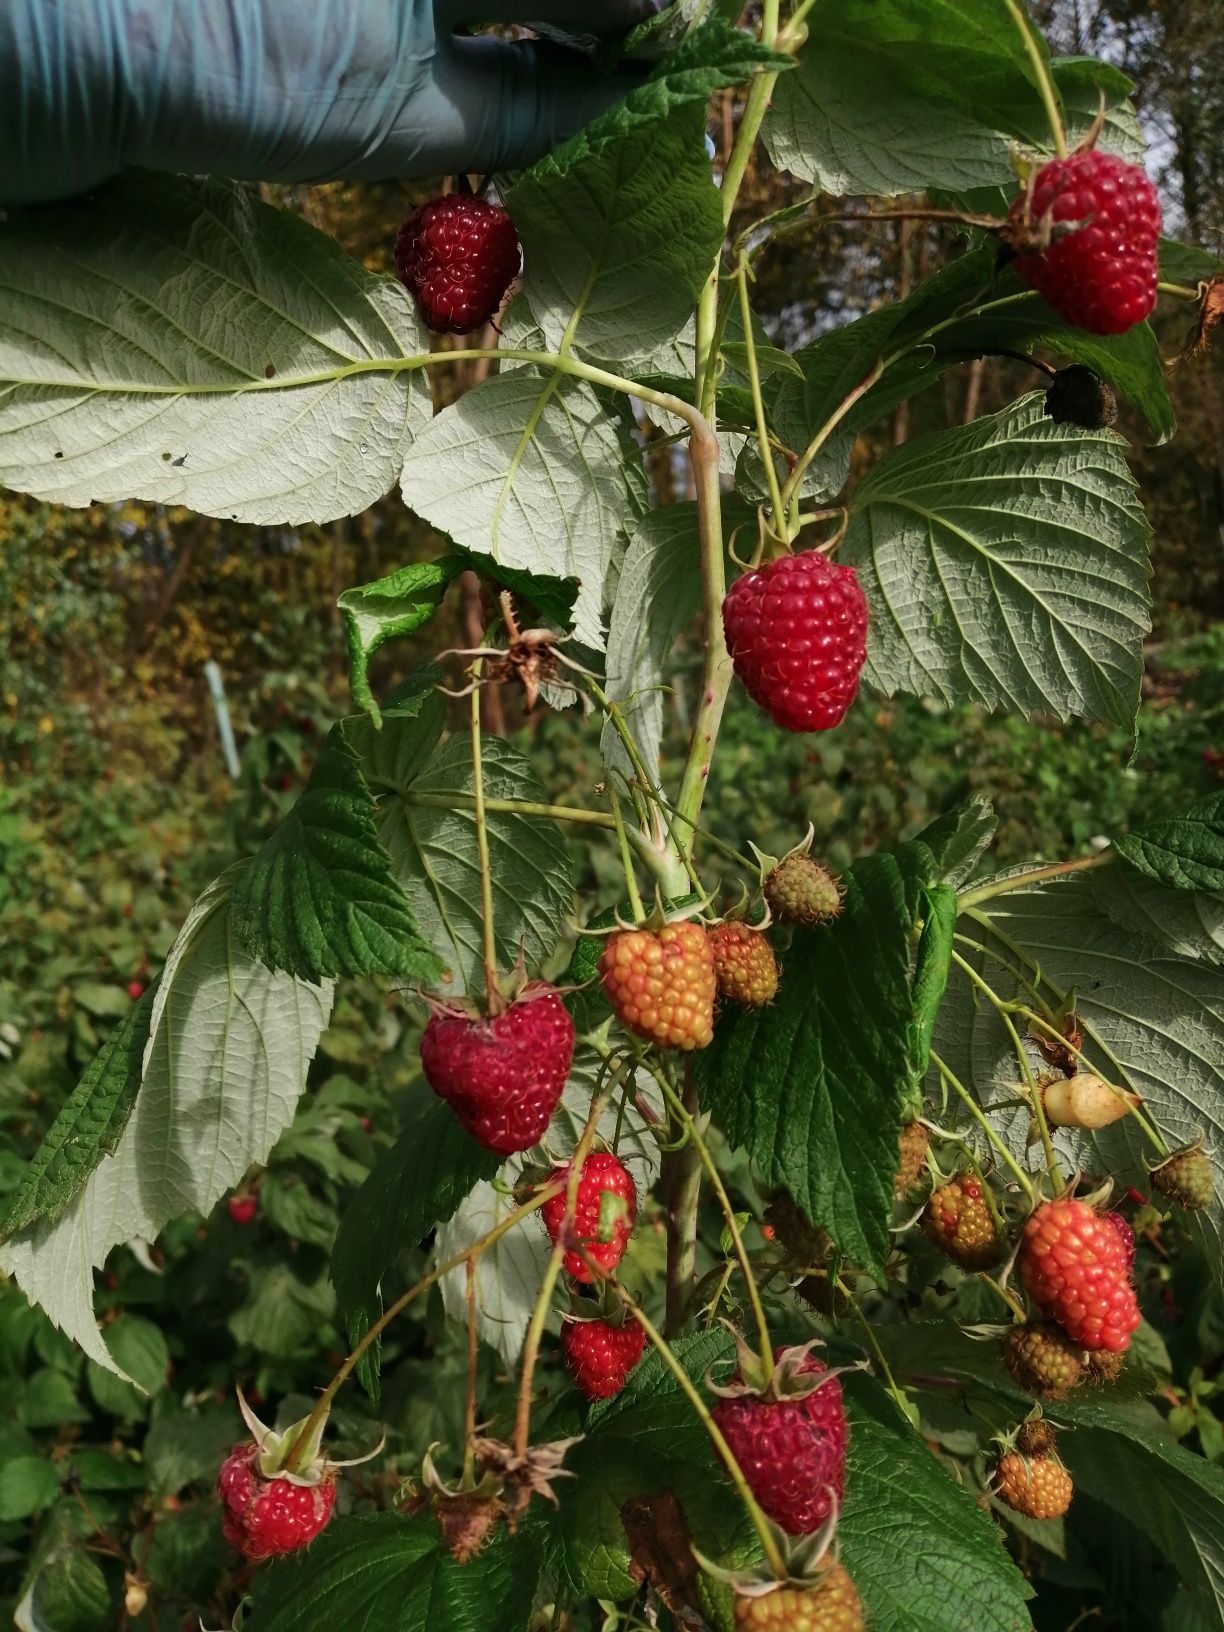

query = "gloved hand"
[0,0,655,205]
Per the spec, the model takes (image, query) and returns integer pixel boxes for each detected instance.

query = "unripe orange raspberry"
[733,1564,864,1630]
[598,921,716,1050]
[709,922,779,1006]
[995,1450,1074,1519]
[921,1174,1004,1270]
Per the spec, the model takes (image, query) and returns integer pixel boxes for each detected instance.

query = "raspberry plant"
[1,1,1224,1629]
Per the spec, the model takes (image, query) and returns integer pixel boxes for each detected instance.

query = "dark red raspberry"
[722,552,868,732]
[420,985,574,1155]
[1009,150,1161,335]
[227,1194,258,1226]
[561,1317,647,1399]
[1019,1198,1141,1353]
[395,195,521,334]
[711,1344,847,1535]
[1102,1210,1136,1267]
[541,1151,637,1283]
[217,1444,335,1561]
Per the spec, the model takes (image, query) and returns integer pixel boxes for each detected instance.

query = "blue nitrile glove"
[0,0,655,205]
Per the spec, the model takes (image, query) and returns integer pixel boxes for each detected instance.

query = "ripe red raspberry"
[561,1317,646,1399]
[541,1151,637,1283]
[708,922,779,1006]
[1151,1144,1214,1211]
[227,1194,258,1226]
[734,1564,864,1630]
[1102,1210,1136,1267]
[763,854,844,927]
[1020,1198,1141,1353]
[711,1344,847,1536]
[395,195,521,334]
[994,1450,1073,1519]
[217,1444,335,1561]
[894,1121,931,1198]
[598,921,716,1050]
[420,985,574,1155]
[921,1174,1005,1270]
[1008,150,1161,335]
[723,552,868,732]
[999,1320,1087,1400]
[125,980,145,1001]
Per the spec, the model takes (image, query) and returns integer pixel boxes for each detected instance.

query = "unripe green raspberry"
[1000,1321,1087,1401]
[1150,1144,1213,1211]
[764,855,844,927]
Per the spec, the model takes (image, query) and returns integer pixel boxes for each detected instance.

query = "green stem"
[595,1271,789,1580]
[462,1259,479,1485]
[662,1071,704,1335]
[1158,280,1204,301]
[512,1092,610,1456]
[736,254,788,531]
[670,416,729,856]
[930,1049,1036,1202]
[1002,0,1066,156]
[719,0,783,228]
[953,951,1064,1190]
[290,1184,563,1466]
[981,1273,1029,1323]
[958,851,1112,910]
[650,1062,774,1376]
[841,1283,908,1415]
[609,782,646,923]
[778,359,883,515]
[400,790,670,880]
[469,683,500,1010]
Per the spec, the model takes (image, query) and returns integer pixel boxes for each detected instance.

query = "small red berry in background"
[1009,150,1161,335]
[395,195,521,335]
[228,1194,258,1226]
[722,551,869,732]
[126,980,145,1001]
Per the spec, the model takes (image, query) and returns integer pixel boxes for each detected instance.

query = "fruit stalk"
[589,1259,790,1581]
[662,1071,705,1335]
[512,1090,612,1456]
[288,1181,564,1468]
[468,681,501,1011]
[1002,0,1067,157]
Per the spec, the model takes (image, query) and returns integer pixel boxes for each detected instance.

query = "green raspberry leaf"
[844,396,1152,728]
[508,21,787,366]
[1114,791,1224,892]
[0,985,155,1244]
[231,725,442,984]
[0,172,432,525]
[697,840,938,1273]
[245,1515,543,1632]
[350,705,574,999]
